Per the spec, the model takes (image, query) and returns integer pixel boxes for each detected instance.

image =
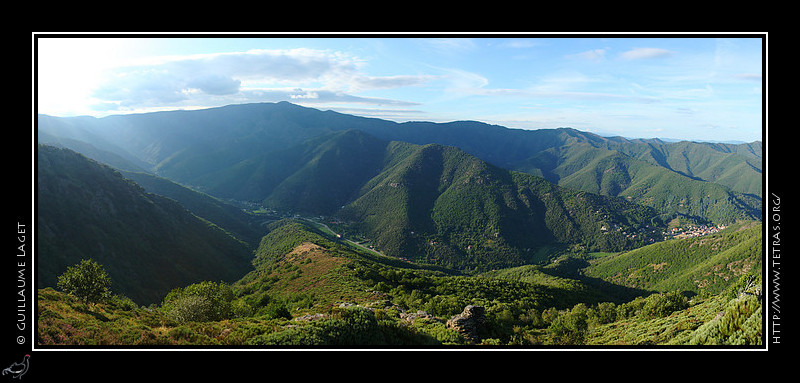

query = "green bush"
[260,301,292,320]
[109,294,139,311]
[246,325,327,346]
[594,302,617,325]
[548,304,590,345]
[162,281,235,323]
[56,259,112,304]
[615,291,688,320]
[246,306,387,346]
[640,291,688,319]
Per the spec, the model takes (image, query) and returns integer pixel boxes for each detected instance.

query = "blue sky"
[35,34,764,142]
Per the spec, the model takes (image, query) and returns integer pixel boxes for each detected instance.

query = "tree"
[56,259,112,305]
[547,304,590,345]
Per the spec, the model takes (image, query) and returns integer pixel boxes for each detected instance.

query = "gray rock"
[446,305,486,342]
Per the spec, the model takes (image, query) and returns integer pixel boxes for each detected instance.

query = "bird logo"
[2,355,29,380]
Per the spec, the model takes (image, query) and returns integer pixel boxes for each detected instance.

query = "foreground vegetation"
[37,220,763,348]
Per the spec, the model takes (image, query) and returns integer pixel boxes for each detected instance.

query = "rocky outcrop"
[446,305,486,343]
[400,310,436,322]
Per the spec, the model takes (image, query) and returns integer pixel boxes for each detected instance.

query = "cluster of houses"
[663,224,726,240]
[599,221,727,244]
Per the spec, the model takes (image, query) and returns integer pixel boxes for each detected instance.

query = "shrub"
[56,259,112,305]
[547,304,590,345]
[260,301,292,320]
[616,292,688,320]
[246,326,326,346]
[640,291,688,319]
[108,294,139,311]
[246,307,387,346]
[594,302,617,324]
[162,281,235,323]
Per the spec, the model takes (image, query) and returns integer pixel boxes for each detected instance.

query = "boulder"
[446,305,486,343]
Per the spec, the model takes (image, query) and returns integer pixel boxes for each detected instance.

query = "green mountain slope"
[37,145,255,305]
[614,139,762,196]
[262,130,391,215]
[511,140,761,224]
[583,221,762,295]
[37,102,761,225]
[329,134,665,272]
[150,127,664,273]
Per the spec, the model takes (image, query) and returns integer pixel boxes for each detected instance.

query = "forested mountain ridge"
[37,101,761,225]
[35,133,661,301]
[514,142,761,224]
[37,145,255,305]
[326,132,664,271]
[144,127,666,272]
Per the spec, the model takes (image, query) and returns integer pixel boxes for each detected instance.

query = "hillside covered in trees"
[35,102,764,348]
[38,217,763,347]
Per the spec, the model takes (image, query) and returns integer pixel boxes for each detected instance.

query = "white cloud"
[417,38,478,55]
[620,47,674,60]
[567,48,608,61]
[733,73,762,81]
[351,75,439,91]
[499,39,542,49]
[85,48,430,113]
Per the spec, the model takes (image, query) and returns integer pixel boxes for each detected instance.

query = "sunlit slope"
[583,221,762,295]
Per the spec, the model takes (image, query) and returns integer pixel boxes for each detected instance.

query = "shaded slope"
[119,170,265,247]
[37,145,254,305]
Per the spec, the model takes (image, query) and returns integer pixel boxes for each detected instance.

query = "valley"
[35,102,764,348]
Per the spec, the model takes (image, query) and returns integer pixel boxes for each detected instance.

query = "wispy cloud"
[499,39,543,49]
[733,73,762,81]
[620,47,674,60]
[89,48,432,112]
[567,48,608,61]
[416,38,478,55]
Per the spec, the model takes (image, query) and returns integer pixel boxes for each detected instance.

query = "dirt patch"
[288,242,325,257]
[650,262,668,272]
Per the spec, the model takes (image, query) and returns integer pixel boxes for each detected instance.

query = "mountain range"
[36,101,763,304]
[37,101,762,223]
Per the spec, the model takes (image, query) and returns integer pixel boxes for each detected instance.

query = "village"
[601,220,727,243]
[663,224,727,240]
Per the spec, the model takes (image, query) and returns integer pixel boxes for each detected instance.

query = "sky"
[34,33,765,142]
